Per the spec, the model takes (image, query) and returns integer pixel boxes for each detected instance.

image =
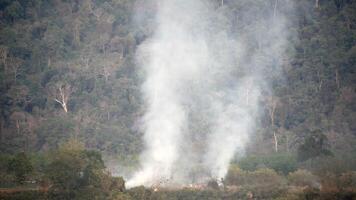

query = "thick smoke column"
[127,0,210,187]
[127,0,292,187]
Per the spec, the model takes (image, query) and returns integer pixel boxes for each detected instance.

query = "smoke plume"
[127,0,293,187]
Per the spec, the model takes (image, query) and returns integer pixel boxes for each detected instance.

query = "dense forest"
[0,0,355,199]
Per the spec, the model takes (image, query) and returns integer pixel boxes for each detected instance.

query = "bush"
[226,167,287,199]
[127,186,152,200]
[245,169,287,199]
[46,139,114,199]
[225,164,246,185]
[238,153,297,175]
[321,171,356,199]
[0,191,47,200]
[7,153,33,184]
[309,155,356,176]
[288,169,319,188]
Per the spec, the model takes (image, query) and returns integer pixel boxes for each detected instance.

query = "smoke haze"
[127,0,293,187]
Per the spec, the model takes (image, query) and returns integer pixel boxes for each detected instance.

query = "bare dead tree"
[51,83,73,113]
[102,64,116,82]
[273,0,278,19]
[10,112,25,136]
[315,0,320,8]
[80,54,91,69]
[317,70,323,92]
[267,96,279,152]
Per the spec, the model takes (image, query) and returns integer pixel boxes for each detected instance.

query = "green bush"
[7,153,33,184]
[127,186,152,200]
[226,167,287,199]
[0,191,47,200]
[46,139,118,199]
[310,155,356,175]
[225,164,245,185]
[238,153,297,175]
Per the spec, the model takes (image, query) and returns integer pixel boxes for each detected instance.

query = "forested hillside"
[0,0,143,159]
[0,0,355,199]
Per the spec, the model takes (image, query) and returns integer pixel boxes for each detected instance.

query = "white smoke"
[127,0,292,187]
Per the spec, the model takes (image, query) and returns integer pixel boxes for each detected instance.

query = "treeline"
[1,145,355,199]
[0,140,128,199]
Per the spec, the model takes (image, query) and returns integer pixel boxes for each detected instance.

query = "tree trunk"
[0,118,3,142]
[16,120,20,135]
[317,70,323,91]
[273,0,278,19]
[335,69,340,90]
[286,134,289,152]
[315,0,319,8]
[273,131,278,152]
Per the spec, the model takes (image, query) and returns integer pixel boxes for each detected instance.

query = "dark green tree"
[297,130,333,162]
[7,152,33,184]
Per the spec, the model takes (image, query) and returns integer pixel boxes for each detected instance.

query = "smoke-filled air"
[2,0,356,198]
[127,0,292,188]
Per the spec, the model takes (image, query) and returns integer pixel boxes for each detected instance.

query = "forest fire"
[147,177,225,192]
[1,0,355,199]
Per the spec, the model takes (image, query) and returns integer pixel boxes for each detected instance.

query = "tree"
[4,1,24,22]
[0,46,8,70]
[8,57,22,83]
[315,0,319,8]
[266,96,279,152]
[48,83,73,113]
[7,152,33,184]
[46,139,122,199]
[297,130,333,162]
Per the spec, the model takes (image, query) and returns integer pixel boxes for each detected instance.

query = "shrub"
[244,168,287,199]
[127,186,152,200]
[288,169,319,188]
[338,171,356,189]
[238,153,297,175]
[310,155,356,176]
[225,164,246,185]
[46,139,115,199]
[226,167,287,199]
[7,153,33,184]
[0,191,47,200]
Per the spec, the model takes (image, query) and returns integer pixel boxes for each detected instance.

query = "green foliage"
[4,1,24,22]
[226,167,287,199]
[238,153,297,174]
[310,154,356,176]
[45,139,115,200]
[288,169,319,188]
[7,152,33,184]
[110,176,126,192]
[0,191,47,200]
[297,130,333,162]
[0,154,16,187]
[36,117,75,150]
[127,186,152,200]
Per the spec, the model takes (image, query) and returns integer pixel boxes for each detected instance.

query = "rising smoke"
[127,0,293,188]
